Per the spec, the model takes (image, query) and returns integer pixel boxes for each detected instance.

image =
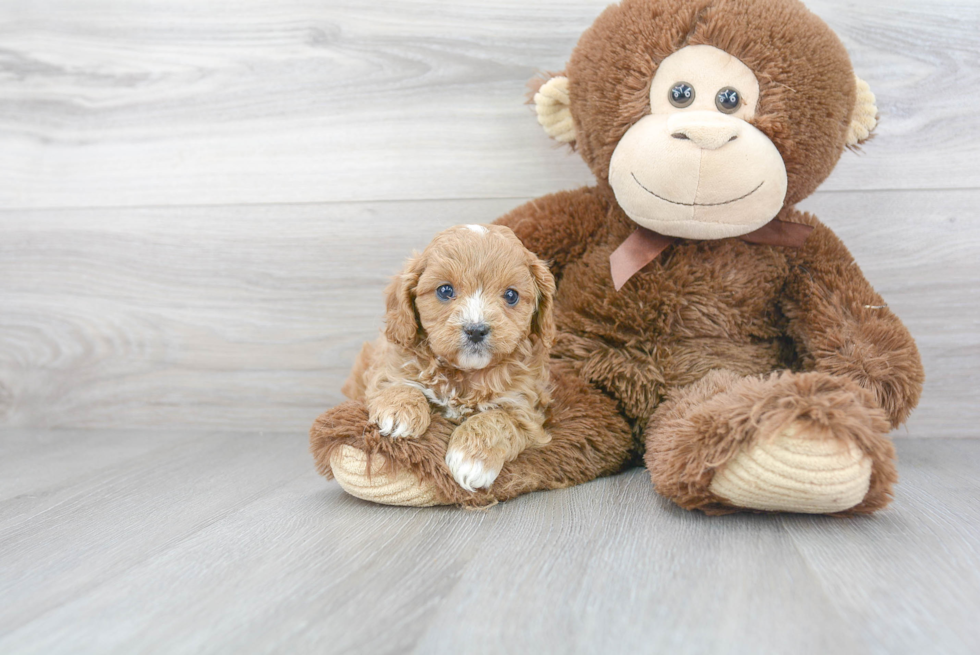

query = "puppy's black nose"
[464,323,491,344]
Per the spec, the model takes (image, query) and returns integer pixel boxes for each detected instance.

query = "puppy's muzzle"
[463,322,491,345]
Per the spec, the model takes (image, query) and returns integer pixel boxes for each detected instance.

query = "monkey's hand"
[784,218,924,427]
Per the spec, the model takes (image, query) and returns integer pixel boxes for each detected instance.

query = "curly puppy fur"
[346,224,558,491]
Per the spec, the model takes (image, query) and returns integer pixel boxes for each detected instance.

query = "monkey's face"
[608,45,787,240]
[533,0,877,231]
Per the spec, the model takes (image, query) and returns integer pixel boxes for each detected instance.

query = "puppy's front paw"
[372,405,429,438]
[369,387,430,438]
[445,448,502,492]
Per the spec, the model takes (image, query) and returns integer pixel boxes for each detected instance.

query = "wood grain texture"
[0,430,308,634]
[0,198,515,431]
[0,0,978,210]
[0,430,978,654]
[2,189,976,435]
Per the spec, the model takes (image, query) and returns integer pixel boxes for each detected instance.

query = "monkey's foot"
[708,421,873,514]
[645,370,897,515]
[331,445,446,507]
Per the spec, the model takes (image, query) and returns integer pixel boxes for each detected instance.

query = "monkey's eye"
[668,82,695,108]
[436,284,455,301]
[716,87,741,113]
[503,289,519,306]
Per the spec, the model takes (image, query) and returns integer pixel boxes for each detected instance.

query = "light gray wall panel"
[2,190,976,435]
[0,0,977,209]
[0,0,976,434]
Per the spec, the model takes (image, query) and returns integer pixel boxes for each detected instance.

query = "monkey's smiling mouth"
[631,173,764,207]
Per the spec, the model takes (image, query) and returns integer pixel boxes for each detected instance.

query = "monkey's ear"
[533,75,577,145]
[384,254,424,349]
[845,75,878,148]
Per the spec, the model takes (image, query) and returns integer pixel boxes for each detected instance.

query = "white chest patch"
[422,385,476,419]
[404,381,496,421]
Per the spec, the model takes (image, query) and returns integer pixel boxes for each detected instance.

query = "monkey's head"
[533,0,878,239]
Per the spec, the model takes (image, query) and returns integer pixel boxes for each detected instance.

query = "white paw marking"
[375,410,418,438]
[446,449,500,492]
[390,421,412,438]
[465,224,488,235]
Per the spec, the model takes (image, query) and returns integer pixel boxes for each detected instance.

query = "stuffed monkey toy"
[311,0,923,515]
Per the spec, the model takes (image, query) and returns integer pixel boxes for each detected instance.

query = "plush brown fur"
[644,369,897,515]
[312,362,634,508]
[311,0,924,514]
[495,194,921,511]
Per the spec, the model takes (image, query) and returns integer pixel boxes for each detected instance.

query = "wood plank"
[0,430,310,633]
[410,479,866,655]
[0,474,502,654]
[1,189,976,436]
[0,431,977,653]
[0,428,204,523]
[0,0,977,210]
[781,438,980,654]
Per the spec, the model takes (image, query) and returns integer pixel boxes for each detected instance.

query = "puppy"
[342,224,556,492]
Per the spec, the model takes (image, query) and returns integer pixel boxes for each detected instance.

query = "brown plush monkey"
[311,0,924,515]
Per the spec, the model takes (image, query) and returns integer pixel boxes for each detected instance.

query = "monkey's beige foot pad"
[330,445,446,507]
[708,423,873,514]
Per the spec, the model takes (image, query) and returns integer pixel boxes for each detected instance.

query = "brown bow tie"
[609,218,814,291]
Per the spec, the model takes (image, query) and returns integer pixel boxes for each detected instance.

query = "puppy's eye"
[436,284,455,301]
[503,289,519,306]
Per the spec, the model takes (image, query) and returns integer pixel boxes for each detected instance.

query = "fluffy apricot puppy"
[341,224,556,492]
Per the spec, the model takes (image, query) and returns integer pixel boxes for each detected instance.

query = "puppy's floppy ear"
[527,255,556,347]
[384,253,425,348]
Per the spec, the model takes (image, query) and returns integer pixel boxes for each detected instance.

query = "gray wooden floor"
[0,431,978,654]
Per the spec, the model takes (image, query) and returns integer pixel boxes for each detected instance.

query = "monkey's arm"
[781,213,924,427]
[494,186,608,276]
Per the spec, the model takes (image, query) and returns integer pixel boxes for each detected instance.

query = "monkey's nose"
[667,112,740,150]
[464,323,491,344]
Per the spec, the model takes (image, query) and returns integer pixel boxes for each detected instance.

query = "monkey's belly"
[553,331,783,422]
